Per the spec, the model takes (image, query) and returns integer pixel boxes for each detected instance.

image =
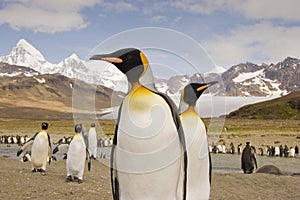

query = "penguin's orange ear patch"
[101,57,123,63]
[196,85,209,91]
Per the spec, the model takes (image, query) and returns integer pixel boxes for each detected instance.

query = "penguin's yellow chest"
[119,86,177,151]
[126,86,155,111]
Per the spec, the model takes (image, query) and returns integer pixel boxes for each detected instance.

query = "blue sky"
[1,0,300,74]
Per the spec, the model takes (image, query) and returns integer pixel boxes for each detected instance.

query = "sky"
[1,0,300,75]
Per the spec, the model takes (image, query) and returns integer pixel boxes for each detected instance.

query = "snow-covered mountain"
[0,39,299,97]
[0,39,125,91]
[0,39,53,74]
[221,58,299,97]
[158,58,299,97]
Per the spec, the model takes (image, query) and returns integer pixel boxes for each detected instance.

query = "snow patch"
[34,77,46,83]
[233,69,264,83]
[0,72,22,77]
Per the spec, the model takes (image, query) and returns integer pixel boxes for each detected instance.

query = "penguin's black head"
[41,122,48,130]
[75,124,82,133]
[90,48,148,83]
[91,123,95,127]
[182,81,218,106]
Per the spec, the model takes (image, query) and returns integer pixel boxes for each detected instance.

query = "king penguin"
[179,82,217,200]
[66,124,91,184]
[88,123,98,159]
[90,48,187,200]
[17,122,51,173]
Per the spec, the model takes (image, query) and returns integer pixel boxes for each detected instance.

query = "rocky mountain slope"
[221,57,299,96]
[0,62,122,119]
[1,39,299,98]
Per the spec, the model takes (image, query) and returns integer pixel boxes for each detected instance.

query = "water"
[211,153,300,174]
[2,145,299,174]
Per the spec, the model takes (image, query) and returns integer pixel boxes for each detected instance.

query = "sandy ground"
[1,156,300,200]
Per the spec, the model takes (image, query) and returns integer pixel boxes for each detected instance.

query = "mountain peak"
[14,39,44,60]
[16,39,31,47]
[68,53,80,60]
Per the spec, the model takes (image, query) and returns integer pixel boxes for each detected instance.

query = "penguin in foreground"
[90,48,188,200]
[179,82,217,200]
[88,123,98,159]
[65,124,91,184]
[241,142,257,174]
[17,122,51,173]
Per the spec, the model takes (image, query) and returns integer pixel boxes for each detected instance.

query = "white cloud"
[98,0,137,13]
[174,16,183,22]
[239,0,300,21]
[0,0,137,33]
[203,22,300,67]
[170,0,236,14]
[150,15,168,23]
[170,0,300,21]
[0,0,99,33]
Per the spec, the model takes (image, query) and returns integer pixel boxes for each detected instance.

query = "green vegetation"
[0,118,116,136]
[228,90,300,119]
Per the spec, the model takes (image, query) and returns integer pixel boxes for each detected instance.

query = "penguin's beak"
[196,81,218,92]
[90,54,123,64]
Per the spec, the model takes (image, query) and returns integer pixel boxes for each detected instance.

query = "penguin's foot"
[65,175,74,182]
[32,168,37,173]
[38,169,46,173]
[77,179,83,184]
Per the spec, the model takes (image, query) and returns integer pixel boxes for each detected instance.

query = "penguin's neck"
[181,106,198,117]
[131,82,142,91]
[75,133,81,137]
[128,82,152,97]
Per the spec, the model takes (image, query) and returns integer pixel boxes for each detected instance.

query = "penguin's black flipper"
[17,139,34,156]
[86,148,92,171]
[52,145,60,154]
[175,114,188,200]
[209,151,212,184]
[48,133,52,165]
[52,143,69,154]
[17,132,38,156]
[111,104,122,200]
[88,160,91,171]
[154,91,188,200]
[17,149,23,157]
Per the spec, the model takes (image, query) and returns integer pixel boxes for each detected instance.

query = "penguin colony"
[90,48,216,200]
[15,48,216,199]
[17,123,93,183]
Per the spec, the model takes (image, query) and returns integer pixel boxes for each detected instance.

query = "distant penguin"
[17,122,51,173]
[21,151,31,162]
[241,142,257,174]
[90,48,188,200]
[88,123,98,159]
[66,124,91,184]
[179,82,217,200]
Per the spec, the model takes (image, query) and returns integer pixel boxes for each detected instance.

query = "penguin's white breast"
[180,112,208,159]
[116,87,182,173]
[119,87,178,152]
